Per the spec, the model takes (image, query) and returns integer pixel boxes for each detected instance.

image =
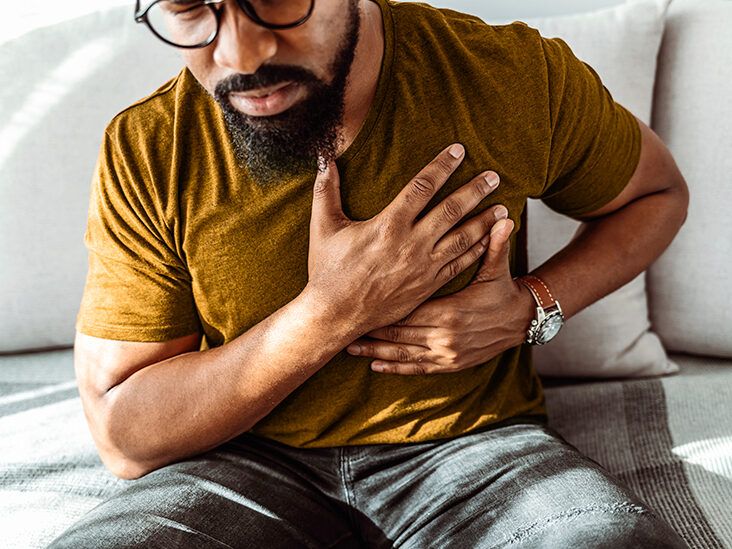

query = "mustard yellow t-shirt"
[76,0,641,448]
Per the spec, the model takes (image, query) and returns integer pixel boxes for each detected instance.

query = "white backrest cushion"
[648,0,732,357]
[0,7,182,352]
[487,0,676,377]
[423,0,623,18]
[0,0,688,367]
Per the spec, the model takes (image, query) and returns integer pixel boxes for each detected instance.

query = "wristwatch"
[515,274,565,346]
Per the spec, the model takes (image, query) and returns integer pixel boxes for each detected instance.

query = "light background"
[4,0,623,45]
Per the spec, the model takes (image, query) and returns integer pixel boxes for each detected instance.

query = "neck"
[337,0,385,158]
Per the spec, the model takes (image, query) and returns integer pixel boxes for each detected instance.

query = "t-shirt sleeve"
[536,35,642,219]
[75,129,202,342]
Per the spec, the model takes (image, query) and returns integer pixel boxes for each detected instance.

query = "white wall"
[5,0,626,44]
[423,0,623,19]
[3,0,130,44]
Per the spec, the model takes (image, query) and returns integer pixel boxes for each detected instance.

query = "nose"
[212,1,278,74]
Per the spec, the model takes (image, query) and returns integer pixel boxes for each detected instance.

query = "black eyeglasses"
[134,0,316,49]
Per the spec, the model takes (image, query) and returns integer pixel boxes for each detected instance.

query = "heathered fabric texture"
[76,0,641,448]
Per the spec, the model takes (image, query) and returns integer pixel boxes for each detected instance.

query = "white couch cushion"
[488,0,677,377]
[648,0,732,358]
[0,7,182,352]
[0,0,680,371]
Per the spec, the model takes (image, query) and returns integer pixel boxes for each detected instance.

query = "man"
[49,0,690,546]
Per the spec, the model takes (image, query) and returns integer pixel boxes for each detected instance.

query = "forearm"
[102,286,361,479]
[527,186,688,321]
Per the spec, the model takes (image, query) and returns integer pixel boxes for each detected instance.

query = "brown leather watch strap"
[516,274,559,310]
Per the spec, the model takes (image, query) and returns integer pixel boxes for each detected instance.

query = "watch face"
[538,314,563,344]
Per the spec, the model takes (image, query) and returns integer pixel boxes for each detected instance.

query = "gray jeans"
[48,417,688,548]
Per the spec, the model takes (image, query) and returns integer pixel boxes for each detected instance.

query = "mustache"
[214,65,320,96]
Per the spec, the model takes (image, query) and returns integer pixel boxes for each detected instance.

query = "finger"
[488,217,514,259]
[472,217,514,284]
[357,325,435,347]
[382,143,466,223]
[432,203,508,261]
[417,171,500,241]
[310,158,346,237]
[371,361,439,375]
[348,339,430,363]
[434,230,490,285]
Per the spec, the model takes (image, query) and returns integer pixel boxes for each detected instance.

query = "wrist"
[515,274,566,345]
[513,278,537,346]
[299,284,366,342]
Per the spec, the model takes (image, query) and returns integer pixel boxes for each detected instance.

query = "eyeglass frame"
[134,0,316,49]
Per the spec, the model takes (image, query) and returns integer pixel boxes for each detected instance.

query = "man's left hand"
[345,213,535,375]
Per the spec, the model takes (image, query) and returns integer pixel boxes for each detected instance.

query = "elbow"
[102,453,148,481]
[659,164,690,229]
[681,181,690,226]
[94,427,148,481]
[98,435,156,480]
[675,173,690,227]
[84,389,152,481]
[93,425,149,480]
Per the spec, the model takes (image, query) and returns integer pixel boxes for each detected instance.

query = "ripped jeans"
[48,417,688,548]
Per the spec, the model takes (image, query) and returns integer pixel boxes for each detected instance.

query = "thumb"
[470,218,514,284]
[311,157,347,236]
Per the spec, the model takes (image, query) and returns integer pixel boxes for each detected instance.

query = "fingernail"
[371,362,384,372]
[484,172,500,189]
[492,218,512,236]
[495,205,508,220]
[481,234,490,246]
[449,144,465,158]
[347,344,361,355]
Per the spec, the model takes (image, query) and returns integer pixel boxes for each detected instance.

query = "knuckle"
[442,311,458,325]
[436,156,455,175]
[396,345,411,363]
[377,218,398,240]
[445,351,461,367]
[412,363,428,375]
[410,175,437,199]
[447,259,462,279]
[398,243,420,264]
[385,325,401,342]
[449,231,472,255]
[441,199,463,224]
[441,334,458,348]
[473,180,489,200]
[470,241,484,260]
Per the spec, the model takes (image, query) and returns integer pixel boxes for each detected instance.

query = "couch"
[1,0,730,547]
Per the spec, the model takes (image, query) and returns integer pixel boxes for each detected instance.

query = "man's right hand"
[78,143,505,478]
[306,143,506,335]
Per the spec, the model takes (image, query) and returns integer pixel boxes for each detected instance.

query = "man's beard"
[213,1,361,186]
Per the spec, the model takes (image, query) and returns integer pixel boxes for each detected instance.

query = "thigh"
[48,437,360,549]
[350,421,687,548]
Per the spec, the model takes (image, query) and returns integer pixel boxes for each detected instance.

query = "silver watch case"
[526,302,565,346]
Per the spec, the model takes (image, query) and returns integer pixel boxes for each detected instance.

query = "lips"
[235,80,294,99]
[228,81,305,117]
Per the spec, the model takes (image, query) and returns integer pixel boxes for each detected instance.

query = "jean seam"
[140,510,236,549]
[498,501,647,547]
[326,531,358,549]
[339,448,360,536]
